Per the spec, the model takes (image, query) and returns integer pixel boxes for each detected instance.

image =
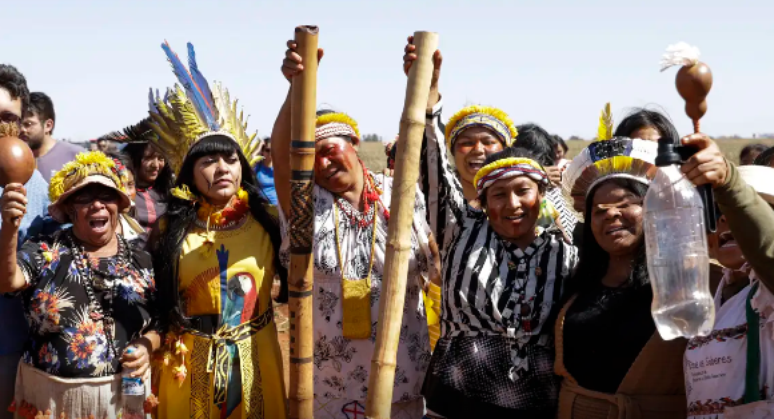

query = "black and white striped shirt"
[546,186,578,239]
[419,100,579,412]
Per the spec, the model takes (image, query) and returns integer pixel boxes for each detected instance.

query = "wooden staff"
[365,31,439,419]
[288,25,319,419]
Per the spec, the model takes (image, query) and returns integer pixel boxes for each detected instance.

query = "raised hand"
[403,35,442,88]
[281,39,324,81]
[680,133,729,188]
[1,183,27,228]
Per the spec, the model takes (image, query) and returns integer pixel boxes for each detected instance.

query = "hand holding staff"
[288,25,319,419]
[365,31,439,419]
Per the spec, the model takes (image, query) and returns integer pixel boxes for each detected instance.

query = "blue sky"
[2,0,773,141]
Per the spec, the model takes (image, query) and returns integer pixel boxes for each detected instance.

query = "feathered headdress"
[97,117,157,144]
[445,105,518,151]
[315,112,361,142]
[148,41,263,177]
[562,103,658,208]
[48,151,132,222]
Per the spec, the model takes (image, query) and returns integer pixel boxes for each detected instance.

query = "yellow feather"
[596,102,614,141]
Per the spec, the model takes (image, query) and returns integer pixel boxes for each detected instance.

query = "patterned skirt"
[11,361,151,419]
[422,335,559,418]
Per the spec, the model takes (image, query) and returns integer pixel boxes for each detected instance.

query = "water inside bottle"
[648,257,714,340]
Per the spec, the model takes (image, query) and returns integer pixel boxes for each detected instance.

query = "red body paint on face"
[315,138,359,194]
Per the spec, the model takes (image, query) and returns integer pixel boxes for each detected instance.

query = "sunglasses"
[70,188,120,205]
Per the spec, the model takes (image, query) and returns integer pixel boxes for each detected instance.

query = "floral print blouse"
[10,229,158,378]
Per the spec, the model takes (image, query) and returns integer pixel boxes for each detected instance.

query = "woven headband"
[316,122,359,142]
[474,157,548,197]
[449,113,511,149]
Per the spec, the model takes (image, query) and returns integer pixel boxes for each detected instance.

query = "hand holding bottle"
[680,133,729,188]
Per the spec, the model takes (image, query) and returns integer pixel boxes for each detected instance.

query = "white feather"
[659,42,701,72]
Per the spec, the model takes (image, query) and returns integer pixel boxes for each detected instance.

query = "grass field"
[357,138,774,173]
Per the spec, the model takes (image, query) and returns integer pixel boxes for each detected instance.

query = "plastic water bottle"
[644,164,715,340]
[122,346,144,396]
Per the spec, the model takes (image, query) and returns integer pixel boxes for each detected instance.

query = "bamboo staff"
[365,31,439,419]
[288,25,319,419]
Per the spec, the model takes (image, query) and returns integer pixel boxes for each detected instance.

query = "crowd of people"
[0,35,773,419]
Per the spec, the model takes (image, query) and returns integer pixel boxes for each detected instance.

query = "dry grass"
[358,138,774,172]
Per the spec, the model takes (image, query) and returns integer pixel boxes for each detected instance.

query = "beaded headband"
[445,105,518,151]
[316,112,361,142]
[474,157,548,197]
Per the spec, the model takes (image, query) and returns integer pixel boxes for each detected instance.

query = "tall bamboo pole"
[365,31,439,419]
[288,25,319,419]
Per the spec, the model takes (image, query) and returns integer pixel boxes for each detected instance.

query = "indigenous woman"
[401,41,578,418]
[150,43,287,419]
[418,144,578,418]
[100,118,166,250]
[568,106,679,244]
[275,42,435,419]
[122,122,173,237]
[682,139,774,418]
[555,125,689,418]
[0,151,160,418]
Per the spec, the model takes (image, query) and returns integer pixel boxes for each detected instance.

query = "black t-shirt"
[562,283,655,393]
[13,229,158,378]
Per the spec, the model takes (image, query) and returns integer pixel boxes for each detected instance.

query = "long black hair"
[514,123,557,167]
[565,177,649,298]
[154,135,287,330]
[614,108,679,143]
[123,142,174,198]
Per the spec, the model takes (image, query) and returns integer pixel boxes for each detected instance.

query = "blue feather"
[187,43,215,115]
[160,41,219,131]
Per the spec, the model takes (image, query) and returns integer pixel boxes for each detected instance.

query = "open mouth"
[467,160,484,172]
[89,218,109,232]
[505,213,526,221]
[718,231,737,248]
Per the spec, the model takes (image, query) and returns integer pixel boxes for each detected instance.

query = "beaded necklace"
[335,163,390,228]
[67,231,131,364]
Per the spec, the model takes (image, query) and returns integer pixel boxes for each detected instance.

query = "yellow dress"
[157,215,287,419]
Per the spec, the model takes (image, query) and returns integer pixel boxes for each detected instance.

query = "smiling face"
[589,182,645,257]
[66,185,121,247]
[314,137,361,194]
[138,144,166,186]
[483,175,543,247]
[193,150,242,207]
[453,127,504,185]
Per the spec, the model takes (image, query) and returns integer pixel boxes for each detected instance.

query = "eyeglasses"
[70,189,120,205]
